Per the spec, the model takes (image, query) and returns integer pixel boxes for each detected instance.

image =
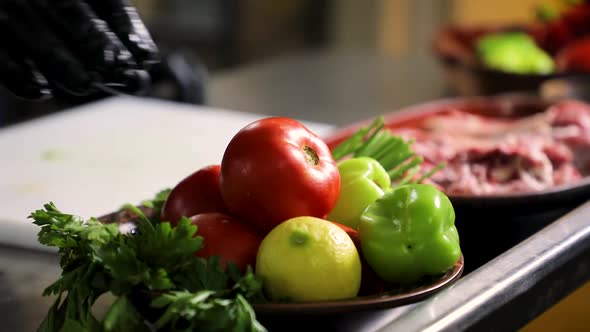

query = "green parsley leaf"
[102,296,146,332]
[152,291,267,332]
[29,200,266,332]
[140,188,171,216]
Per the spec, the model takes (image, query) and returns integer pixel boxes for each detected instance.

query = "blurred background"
[1,1,590,331]
[131,0,546,70]
[0,0,575,127]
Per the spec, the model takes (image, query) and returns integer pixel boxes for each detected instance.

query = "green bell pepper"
[328,157,391,229]
[476,32,554,74]
[358,183,461,284]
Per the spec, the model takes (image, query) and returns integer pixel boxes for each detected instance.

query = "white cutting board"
[0,96,334,251]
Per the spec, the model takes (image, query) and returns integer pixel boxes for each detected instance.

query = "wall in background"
[132,0,575,69]
[327,0,570,56]
[451,0,560,24]
[328,0,451,56]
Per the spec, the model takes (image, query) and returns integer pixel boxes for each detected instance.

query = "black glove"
[0,0,159,101]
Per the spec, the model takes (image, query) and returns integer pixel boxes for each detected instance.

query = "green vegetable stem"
[331,116,444,186]
[29,195,266,332]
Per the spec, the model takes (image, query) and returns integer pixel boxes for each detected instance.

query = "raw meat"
[392,100,590,195]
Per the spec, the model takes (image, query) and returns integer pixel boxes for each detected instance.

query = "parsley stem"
[121,203,155,232]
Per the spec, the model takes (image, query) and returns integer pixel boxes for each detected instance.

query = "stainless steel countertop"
[381,200,590,332]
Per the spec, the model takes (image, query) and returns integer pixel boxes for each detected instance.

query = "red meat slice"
[389,99,589,195]
[547,100,590,147]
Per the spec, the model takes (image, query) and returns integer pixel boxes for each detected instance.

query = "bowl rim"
[322,94,590,201]
[98,209,465,315]
[252,255,464,315]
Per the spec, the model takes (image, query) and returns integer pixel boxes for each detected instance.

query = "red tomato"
[161,165,228,224]
[191,212,262,271]
[333,222,360,247]
[530,20,573,55]
[333,222,386,296]
[556,37,590,72]
[220,117,341,234]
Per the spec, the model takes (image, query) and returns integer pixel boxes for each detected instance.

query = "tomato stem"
[303,146,320,166]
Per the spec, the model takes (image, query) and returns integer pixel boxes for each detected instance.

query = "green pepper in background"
[328,157,391,229]
[476,32,555,74]
[358,184,461,284]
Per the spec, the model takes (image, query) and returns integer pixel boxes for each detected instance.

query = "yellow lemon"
[255,216,361,302]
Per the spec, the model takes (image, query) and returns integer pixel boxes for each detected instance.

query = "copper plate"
[99,208,464,315]
[252,255,464,315]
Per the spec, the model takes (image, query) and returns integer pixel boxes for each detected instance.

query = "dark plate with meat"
[324,95,590,272]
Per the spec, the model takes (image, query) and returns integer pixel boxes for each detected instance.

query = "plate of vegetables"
[29,116,463,331]
[433,0,590,96]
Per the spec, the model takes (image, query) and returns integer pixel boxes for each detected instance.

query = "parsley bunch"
[29,190,266,332]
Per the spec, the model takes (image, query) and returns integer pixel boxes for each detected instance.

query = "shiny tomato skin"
[161,165,228,225]
[220,117,341,234]
[191,212,262,271]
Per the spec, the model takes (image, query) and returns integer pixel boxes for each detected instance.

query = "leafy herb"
[139,188,171,224]
[331,116,443,184]
[140,188,171,210]
[30,194,266,332]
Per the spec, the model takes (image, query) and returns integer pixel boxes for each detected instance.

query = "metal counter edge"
[377,200,590,332]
